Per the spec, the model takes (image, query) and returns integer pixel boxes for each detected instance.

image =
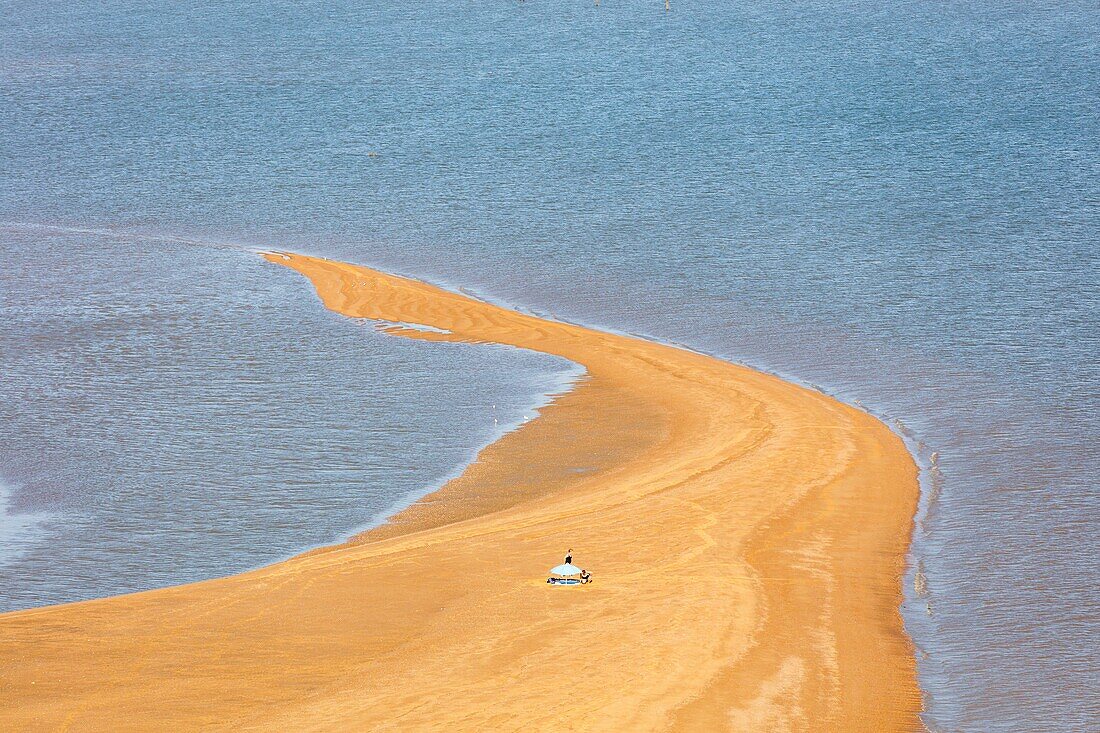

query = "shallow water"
[1,1,1098,730]
[0,227,579,609]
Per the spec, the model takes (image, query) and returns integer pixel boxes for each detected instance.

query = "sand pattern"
[0,254,921,731]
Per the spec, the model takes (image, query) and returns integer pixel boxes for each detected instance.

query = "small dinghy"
[546,563,591,585]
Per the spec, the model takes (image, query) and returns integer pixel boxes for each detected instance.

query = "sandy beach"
[0,253,921,731]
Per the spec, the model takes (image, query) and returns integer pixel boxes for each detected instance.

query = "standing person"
[565,548,573,564]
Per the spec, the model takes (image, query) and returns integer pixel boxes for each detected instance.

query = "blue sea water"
[1,1,1097,730]
[0,225,581,609]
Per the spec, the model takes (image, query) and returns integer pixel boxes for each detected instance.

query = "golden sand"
[0,253,922,731]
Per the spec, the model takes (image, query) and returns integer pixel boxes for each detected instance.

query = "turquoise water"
[1,2,1097,730]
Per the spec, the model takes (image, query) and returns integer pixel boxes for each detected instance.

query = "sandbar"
[0,253,921,731]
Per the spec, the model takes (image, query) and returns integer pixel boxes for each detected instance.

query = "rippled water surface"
[0,228,580,608]
[2,1,1097,730]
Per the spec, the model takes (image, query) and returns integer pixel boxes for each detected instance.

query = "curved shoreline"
[0,253,921,731]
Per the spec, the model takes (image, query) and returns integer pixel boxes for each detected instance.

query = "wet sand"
[0,253,921,731]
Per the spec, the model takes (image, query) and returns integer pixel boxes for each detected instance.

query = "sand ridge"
[0,253,921,731]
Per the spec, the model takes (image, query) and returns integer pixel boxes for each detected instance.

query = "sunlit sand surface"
[0,253,920,731]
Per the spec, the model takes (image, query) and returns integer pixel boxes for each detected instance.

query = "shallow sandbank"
[0,253,921,731]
